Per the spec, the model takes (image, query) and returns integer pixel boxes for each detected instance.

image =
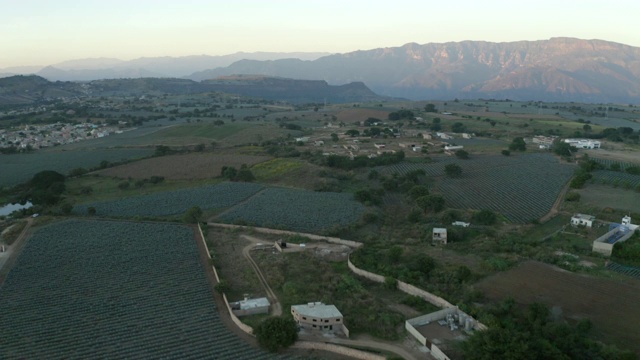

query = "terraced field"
[0,220,281,359]
[74,182,265,217]
[381,153,575,223]
[216,187,366,233]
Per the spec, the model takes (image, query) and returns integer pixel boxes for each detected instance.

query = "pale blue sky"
[1,0,639,68]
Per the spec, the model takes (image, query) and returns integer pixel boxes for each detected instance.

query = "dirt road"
[240,235,282,316]
[0,218,33,283]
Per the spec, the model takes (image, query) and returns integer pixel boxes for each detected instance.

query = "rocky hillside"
[188,38,640,103]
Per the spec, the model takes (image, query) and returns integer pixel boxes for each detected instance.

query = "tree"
[331,133,339,142]
[455,150,470,159]
[183,206,203,223]
[345,129,360,137]
[509,137,526,152]
[236,164,255,182]
[214,279,230,294]
[451,122,466,133]
[408,185,430,199]
[87,207,97,216]
[444,164,462,178]
[221,166,238,180]
[254,317,298,352]
[553,142,575,157]
[416,195,445,213]
[501,149,511,156]
[473,210,497,225]
[424,103,437,113]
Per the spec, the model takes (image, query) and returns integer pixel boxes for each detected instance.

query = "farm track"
[211,187,268,221]
[0,218,33,284]
[540,179,572,222]
[240,235,283,316]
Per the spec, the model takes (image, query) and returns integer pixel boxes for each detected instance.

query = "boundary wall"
[197,223,254,335]
[208,222,363,248]
[347,257,453,308]
[292,341,385,360]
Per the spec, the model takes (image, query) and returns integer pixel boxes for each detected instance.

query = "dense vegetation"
[461,300,638,360]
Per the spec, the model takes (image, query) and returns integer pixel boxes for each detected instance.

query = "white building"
[230,297,270,317]
[564,138,601,149]
[571,214,595,228]
[291,302,347,335]
[433,228,448,245]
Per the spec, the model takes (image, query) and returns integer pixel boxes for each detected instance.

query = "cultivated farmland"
[0,148,154,187]
[381,153,575,223]
[475,261,640,354]
[0,220,280,359]
[74,182,265,217]
[95,153,271,180]
[590,170,640,188]
[216,187,366,233]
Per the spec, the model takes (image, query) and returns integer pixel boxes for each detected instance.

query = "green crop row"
[216,187,366,233]
[0,220,280,359]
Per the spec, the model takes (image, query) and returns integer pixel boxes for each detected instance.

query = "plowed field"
[476,261,640,354]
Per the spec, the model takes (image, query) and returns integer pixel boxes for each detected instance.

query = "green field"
[575,184,640,213]
[0,220,279,359]
[216,187,366,233]
[380,153,575,223]
[0,148,154,187]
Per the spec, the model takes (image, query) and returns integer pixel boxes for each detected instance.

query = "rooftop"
[573,214,595,221]
[292,302,342,319]
[236,297,270,310]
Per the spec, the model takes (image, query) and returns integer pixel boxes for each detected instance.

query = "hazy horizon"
[2,0,640,68]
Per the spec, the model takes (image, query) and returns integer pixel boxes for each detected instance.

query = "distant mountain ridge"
[188,38,640,103]
[0,75,387,105]
[0,52,330,81]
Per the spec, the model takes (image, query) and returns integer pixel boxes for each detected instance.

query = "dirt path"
[300,335,421,360]
[240,235,282,316]
[540,179,572,223]
[0,218,33,283]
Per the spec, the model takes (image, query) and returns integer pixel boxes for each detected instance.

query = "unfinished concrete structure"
[291,302,348,336]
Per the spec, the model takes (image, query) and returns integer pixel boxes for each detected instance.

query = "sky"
[1,0,639,68]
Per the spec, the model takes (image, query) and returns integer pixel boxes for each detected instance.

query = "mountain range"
[2,38,640,103]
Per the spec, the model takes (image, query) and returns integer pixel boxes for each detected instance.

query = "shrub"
[565,192,581,202]
[254,317,298,352]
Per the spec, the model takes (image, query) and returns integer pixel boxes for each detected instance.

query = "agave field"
[0,220,281,359]
[590,170,640,189]
[0,148,154,187]
[74,182,265,217]
[590,158,637,171]
[382,153,575,223]
[216,187,366,233]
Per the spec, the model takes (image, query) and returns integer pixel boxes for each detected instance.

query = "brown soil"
[95,153,270,180]
[475,261,640,354]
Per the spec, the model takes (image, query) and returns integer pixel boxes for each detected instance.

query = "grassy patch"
[251,158,304,181]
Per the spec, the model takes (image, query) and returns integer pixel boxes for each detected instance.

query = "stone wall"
[292,341,385,360]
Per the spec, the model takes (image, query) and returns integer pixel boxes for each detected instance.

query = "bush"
[254,317,298,352]
[565,192,581,202]
[473,210,497,225]
[501,149,511,156]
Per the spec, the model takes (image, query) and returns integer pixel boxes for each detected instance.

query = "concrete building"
[564,138,601,149]
[592,216,639,256]
[571,214,595,228]
[230,297,270,317]
[291,302,345,334]
[433,228,448,245]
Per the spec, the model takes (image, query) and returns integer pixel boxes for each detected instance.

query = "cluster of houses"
[531,135,601,150]
[0,122,122,150]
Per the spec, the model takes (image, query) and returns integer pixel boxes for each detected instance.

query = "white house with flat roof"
[571,214,595,228]
[291,302,347,335]
[230,297,270,317]
[433,228,448,245]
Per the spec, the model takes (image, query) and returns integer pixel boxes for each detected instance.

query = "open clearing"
[576,184,640,213]
[475,261,640,354]
[95,153,271,180]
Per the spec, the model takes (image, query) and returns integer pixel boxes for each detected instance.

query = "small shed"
[230,297,270,317]
[433,228,448,245]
